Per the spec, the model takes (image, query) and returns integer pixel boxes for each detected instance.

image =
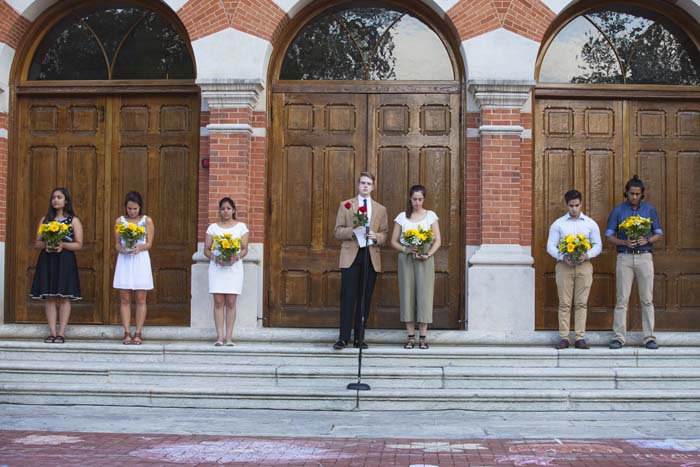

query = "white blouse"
[394,210,439,246]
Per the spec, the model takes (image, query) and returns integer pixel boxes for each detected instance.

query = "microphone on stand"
[348,197,371,392]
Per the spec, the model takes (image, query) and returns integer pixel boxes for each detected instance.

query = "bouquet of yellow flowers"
[618,215,652,240]
[558,234,593,263]
[211,233,241,264]
[116,222,146,249]
[38,221,71,250]
[403,226,434,255]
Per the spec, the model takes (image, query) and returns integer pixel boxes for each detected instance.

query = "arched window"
[28,4,195,80]
[279,4,454,80]
[539,3,700,85]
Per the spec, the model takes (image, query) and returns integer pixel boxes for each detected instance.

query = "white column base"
[467,244,534,332]
[190,242,263,329]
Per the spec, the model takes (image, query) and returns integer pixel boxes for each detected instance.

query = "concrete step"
[1,360,699,390]
[1,381,699,411]
[2,340,698,368]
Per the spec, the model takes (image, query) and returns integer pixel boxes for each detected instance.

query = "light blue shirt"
[546,212,603,261]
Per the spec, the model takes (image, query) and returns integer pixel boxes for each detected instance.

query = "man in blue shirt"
[605,176,663,350]
[546,190,602,349]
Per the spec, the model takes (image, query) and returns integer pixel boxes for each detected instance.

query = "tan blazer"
[334,198,389,272]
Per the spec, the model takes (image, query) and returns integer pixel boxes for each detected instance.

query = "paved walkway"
[3,429,700,466]
[2,406,700,466]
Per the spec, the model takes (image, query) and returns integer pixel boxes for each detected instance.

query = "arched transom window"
[28,3,195,80]
[539,3,700,85]
[280,4,454,80]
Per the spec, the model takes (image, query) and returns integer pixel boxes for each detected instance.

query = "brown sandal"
[132,332,142,345]
[122,331,132,345]
[403,335,415,349]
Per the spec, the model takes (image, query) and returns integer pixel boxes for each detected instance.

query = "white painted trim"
[521,129,532,139]
[206,123,253,135]
[479,125,525,136]
[200,126,209,137]
[0,128,7,139]
[467,128,480,138]
[252,127,266,137]
[198,79,265,110]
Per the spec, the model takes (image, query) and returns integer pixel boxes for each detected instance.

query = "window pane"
[112,11,195,79]
[279,14,365,80]
[280,5,453,80]
[370,14,453,80]
[28,17,108,80]
[539,16,623,83]
[28,3,194,81]
[540,4,700,85]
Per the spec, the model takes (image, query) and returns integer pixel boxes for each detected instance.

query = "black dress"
[30,216,82,300]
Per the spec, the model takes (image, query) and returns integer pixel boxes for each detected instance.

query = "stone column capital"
[198,79,264,110]
[469,80,534,110]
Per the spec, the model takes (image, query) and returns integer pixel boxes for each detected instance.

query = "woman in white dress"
[204,197,249,346]
[113,192,154,345]
[390,185,441,349]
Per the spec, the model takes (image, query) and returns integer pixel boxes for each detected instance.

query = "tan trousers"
[398,253,435,324]
[613,253,656,344]
[555,260,593,341]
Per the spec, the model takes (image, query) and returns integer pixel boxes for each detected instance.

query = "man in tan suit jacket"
[333,172,388,350]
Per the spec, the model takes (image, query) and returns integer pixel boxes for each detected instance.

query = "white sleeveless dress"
[207,222,248,294]
[113,215,154,290]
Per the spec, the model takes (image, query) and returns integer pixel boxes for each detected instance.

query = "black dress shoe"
[645,340,658,350]
[333,339,347,350]
[353,340,369,349]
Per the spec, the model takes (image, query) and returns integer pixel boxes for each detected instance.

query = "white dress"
[113,215,154,290]
[207,222,248,294]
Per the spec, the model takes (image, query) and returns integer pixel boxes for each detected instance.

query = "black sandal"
[419,336,429,349]
[54,335,65,344]
[44,335,56,343]
[403,334,415,349]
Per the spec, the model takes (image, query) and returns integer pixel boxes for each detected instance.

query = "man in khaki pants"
[547,190,602,349]
[606,176,663,350]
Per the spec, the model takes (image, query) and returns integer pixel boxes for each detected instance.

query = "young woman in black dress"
[30,188,83,343]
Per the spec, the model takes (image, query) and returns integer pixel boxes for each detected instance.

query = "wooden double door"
[268,87,462,329]
[535,96,700,331]
[7,92,199,325]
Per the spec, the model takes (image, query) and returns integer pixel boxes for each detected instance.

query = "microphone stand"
[347,203,371,393]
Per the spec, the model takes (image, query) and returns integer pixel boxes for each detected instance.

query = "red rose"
[344,202,352,209]
[358,205,367,213]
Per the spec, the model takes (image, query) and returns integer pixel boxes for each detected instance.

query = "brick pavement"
[2,430,700,466]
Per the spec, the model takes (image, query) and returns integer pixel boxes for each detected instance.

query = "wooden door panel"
[535,99,623,330]
[369,93,461,329]
[629,101,700,331]
[12,97,107,323]
[269,93,366,327]
[109,95,198,325]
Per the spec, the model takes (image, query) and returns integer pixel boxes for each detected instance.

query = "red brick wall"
[178,0,288,42]
[0,1,30,49]
[478,109,529,245]
[448,0,555,42]
[465,112,481,246]
[0,112,7,242]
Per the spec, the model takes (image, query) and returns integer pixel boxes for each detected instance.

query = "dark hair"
[405,185,426,217]
[219,197,236,219]
[358,171,376,183]
[45,187,75,221]
[624,175,645,199]
[564,190,582,203]
[124,191,144,216]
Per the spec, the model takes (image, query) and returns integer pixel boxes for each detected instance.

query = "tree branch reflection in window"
[29,5,194,81]
[280,5,453,80]
[539,4,700,85]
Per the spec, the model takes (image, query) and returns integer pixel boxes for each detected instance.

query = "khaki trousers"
[613,253,656,344]
[398,253,435,324]
[555,260,593,341]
